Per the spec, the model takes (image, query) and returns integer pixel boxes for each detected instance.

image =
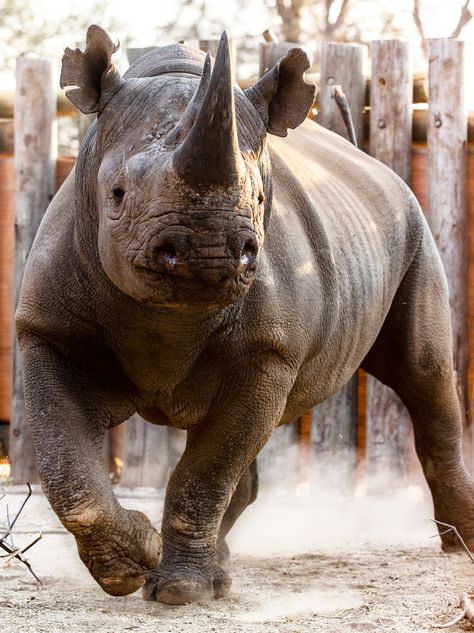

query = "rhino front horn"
[173,32,243,188]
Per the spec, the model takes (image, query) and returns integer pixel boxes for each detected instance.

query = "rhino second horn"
[163,52,212,147]
[173,32,243,188]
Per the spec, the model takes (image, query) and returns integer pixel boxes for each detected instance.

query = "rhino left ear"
[244,48,316,138]
[60,25,125,114]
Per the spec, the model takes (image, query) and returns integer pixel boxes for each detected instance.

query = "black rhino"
[16,25,474,605]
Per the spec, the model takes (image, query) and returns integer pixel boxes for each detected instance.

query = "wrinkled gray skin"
[17,25,474,605]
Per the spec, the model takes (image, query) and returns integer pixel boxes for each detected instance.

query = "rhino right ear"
[244,48,316,138]
[60,25,125,115]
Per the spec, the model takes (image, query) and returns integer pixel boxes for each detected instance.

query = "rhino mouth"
[135,263,255,310]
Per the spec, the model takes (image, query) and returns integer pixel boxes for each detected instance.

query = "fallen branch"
[434,593,474,629]
[431,520,474,628]
[0,484,43,587]
[431,519,474,563]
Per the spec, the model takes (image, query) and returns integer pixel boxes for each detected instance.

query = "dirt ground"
[1,485,474,633]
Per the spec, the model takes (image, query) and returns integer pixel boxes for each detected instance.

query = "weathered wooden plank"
[259,42,295,77]
[127,47,158,66]
[316,42,366,145]
[0,158,14,424]
[121,415,170,488]
[199,39,237,75]
[310,374,359,487]
[310,42,366,488]
[370,40,412,183]
[366,40,413,489]
[258,422,300,489]
[427,39,470,460]
[10,59,57,484]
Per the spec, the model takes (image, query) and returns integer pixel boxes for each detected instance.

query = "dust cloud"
[228,438,436,556]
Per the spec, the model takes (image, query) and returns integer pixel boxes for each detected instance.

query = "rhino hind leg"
[361,237,474,550]
[216,459,259,564]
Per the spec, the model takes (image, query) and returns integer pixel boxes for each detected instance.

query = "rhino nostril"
[155,243,178,268]
[241,238,258,267]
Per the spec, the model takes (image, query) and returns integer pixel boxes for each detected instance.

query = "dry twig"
[0,484,43,587]
[431,520,474,628]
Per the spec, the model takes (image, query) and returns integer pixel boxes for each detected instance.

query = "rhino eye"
[112,186,125,204]
[258,192,265,205]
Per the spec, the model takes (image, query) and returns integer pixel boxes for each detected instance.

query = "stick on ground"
[0,484,43,587]
[431,520,474,628]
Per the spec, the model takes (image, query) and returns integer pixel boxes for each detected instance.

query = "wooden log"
[10,58,57,484]
[0,158,14,423]
[316,42,366,145]
[427,39,470,460]
[120,415,170,488]
[310,42,367,488]
[365,40,413,489]
[259,42,295,77]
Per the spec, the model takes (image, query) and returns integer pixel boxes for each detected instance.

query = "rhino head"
[61,26,315,312]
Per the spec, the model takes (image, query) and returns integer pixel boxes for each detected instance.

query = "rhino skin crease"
[16,25,474,605]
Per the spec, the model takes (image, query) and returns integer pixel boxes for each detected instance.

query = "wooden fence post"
[316,42,366,145]
[259,42,295,77]
[311,42,366,487]
[365,40,413,489]
[199,39,237,75]
[427,39,470,461]
[127,47,158,66]
[121,415,170,488]
[10,58,57,483]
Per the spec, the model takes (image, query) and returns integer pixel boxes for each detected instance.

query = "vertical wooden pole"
[10,58,57,483]
[427,39,469,460]
[0,157,14,426]
[126,47,158,66]
[365,40,413,489]
[199,39,237,75]
[316,42,366,145]
[310,42,366,487]
[121,415,170,488]
[258,42,295,77]
[370,40,412,184]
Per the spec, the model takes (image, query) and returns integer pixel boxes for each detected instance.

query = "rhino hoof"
[99,574,147,596]
[143,566,231,604]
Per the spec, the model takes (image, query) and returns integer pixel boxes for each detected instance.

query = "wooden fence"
[1,36,473,492]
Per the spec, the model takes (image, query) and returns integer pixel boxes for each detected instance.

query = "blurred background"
[0,0,472,81]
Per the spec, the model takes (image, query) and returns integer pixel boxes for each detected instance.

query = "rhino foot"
[439,527,474,555]
[216,537,231,565]
[143,564,231,604]
[77,509,162,596]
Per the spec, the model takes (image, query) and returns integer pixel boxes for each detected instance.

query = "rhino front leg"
[216,460,259,564]
[144,363,292,605]
[21,338,161,595]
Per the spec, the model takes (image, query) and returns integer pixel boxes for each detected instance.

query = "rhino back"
[245,119,427,406]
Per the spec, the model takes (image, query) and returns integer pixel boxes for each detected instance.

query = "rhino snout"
[147,229,259,286]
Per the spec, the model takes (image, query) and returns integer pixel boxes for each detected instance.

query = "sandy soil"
[1,485,474,633]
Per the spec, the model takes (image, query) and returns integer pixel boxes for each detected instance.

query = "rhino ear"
[244,48,316,137]
[60,25,125,114]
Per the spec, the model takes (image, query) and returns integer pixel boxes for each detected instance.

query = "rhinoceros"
[16,25,474,605]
